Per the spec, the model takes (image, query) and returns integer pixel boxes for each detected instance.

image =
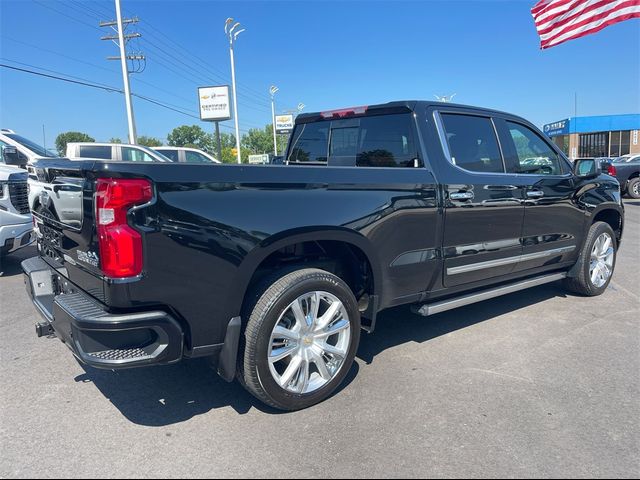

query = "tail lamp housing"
[95,178,153,278]
[607,164,617,176]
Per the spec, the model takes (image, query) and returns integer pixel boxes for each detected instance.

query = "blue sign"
[543,119,570,137]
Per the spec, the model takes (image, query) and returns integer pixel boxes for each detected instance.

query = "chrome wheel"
[268,291,351,394]
[589,232,614,288]
[633,181,640,197]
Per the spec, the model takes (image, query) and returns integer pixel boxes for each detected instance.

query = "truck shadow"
[75,283,566,426]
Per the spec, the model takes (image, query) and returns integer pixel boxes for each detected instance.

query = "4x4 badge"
[77,250,99,268]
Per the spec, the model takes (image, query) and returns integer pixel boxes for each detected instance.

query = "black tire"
[626,177,640,199]
[564,221,617,296]
[238,268,361,411]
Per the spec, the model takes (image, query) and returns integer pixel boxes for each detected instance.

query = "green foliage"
[137,135,163,147]
[167,125,210,149]
[241,124,287,155]
[109,137,122,144]
[55,131,95,156]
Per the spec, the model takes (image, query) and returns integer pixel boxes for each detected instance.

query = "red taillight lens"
[95,178,153,278]
[607,164,617,176]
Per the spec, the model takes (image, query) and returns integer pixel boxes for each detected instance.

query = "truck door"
[497,119,584,273]
[433,110,526,288]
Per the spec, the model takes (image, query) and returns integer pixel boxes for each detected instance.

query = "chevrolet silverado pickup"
[22,101,624,411]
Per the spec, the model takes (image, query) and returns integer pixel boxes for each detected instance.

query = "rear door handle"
[450,191,474,200]
[526,190,545,198]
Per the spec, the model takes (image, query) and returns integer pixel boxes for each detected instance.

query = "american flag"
[531,0,640,49]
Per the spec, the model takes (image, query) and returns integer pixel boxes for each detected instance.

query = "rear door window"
[79,145,112,159]
[185,150,213,163]
[159,149,179,162]
[440,114,504,173]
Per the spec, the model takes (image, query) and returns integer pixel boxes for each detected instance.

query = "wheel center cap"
[302,336,313,346]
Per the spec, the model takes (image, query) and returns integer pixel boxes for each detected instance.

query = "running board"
[413,272,567,317]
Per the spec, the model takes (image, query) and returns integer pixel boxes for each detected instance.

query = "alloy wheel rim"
[589,232,614,288]
[268,291,351,394]
[633,182,639,197]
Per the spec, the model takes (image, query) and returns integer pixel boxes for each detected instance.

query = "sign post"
[198,85,232,162]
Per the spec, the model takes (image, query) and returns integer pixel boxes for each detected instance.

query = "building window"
[553,135,569,155]
[621,131,630,156]
[579,132,609,158]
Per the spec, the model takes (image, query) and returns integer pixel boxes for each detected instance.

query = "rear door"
[497,119,584,272]
[433,109,526,288]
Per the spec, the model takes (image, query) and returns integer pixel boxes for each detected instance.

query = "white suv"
[65,143,171,162]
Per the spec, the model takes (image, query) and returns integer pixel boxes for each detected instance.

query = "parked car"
[153,146,220,164]
[22,101,624,411]
[0,145,33,274]
[65,142,171,163]
[612,154,640,198]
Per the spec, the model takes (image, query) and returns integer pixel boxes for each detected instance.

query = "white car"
[65,142,171,162]
[153,146,220,164]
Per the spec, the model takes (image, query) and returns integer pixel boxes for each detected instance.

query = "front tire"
[626,177,640,199]
[239,268,361,411]
[564,221,617,296]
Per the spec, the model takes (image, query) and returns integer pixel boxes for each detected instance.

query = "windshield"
[5,133,57,157]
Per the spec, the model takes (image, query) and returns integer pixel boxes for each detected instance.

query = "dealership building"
[542,114,640,159]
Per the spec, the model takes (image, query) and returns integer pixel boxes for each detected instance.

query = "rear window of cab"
[287,113,418,168]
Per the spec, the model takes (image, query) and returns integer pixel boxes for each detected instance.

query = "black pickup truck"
[22,101,624,411]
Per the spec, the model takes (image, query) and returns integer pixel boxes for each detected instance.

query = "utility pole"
[225,18,245,164]
[100,0,144,144]
[270,86,279,155]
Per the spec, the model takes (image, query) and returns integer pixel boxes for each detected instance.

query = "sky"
[1,0,639,148]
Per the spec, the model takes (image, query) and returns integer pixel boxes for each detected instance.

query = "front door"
[497,119,585,272]
[435,110,525,288]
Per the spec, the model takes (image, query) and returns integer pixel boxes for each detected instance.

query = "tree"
[109,137,122,144]
[167,125,209,149]
[240,124,287,156]
[55,131,95,156]
[137,135,163,147]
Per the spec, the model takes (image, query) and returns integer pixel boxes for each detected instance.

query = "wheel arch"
[234,227,383,318]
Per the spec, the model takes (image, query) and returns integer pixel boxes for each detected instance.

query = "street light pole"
[225,18,245,164]
[270,85,279,155]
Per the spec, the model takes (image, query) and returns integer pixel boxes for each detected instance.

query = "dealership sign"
[543,119,570,137]
[275,114,294,134]
[198,86,231,121]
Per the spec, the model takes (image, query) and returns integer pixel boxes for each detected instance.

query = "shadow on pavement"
[1,245,36,277]
[76,283,566,426]
[356,283,567,364]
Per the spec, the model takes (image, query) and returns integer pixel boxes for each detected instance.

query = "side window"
[356,114,416,167]
[440,114,504,173]
[185,151,212,163]
[506,121,562,175]
[288,122,329,163]
[160,149,179,162]
[122,147,155,162]
[79,145,112,159]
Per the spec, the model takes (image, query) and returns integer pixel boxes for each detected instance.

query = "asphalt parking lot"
[1,202,638,479]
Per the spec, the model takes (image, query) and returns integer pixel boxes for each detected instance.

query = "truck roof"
[296,100,523,124]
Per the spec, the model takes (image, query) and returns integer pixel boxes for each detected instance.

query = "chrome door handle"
[526,190,545,198]
[450,191,474,200]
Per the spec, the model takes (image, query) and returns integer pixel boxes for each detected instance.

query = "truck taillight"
[607,164,617,176]
[95,178,153,278]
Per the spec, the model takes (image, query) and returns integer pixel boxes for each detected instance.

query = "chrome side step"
[414,272,567,316]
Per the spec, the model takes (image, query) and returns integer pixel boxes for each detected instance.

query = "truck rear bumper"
[22,256,184,369]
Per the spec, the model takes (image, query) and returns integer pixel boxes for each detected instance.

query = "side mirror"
[573,158,601,178]
[2,145,25,167]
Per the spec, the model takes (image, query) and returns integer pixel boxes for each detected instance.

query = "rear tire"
[238,268,360,411]
[564,221,617,296]
[626,177,640,199]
